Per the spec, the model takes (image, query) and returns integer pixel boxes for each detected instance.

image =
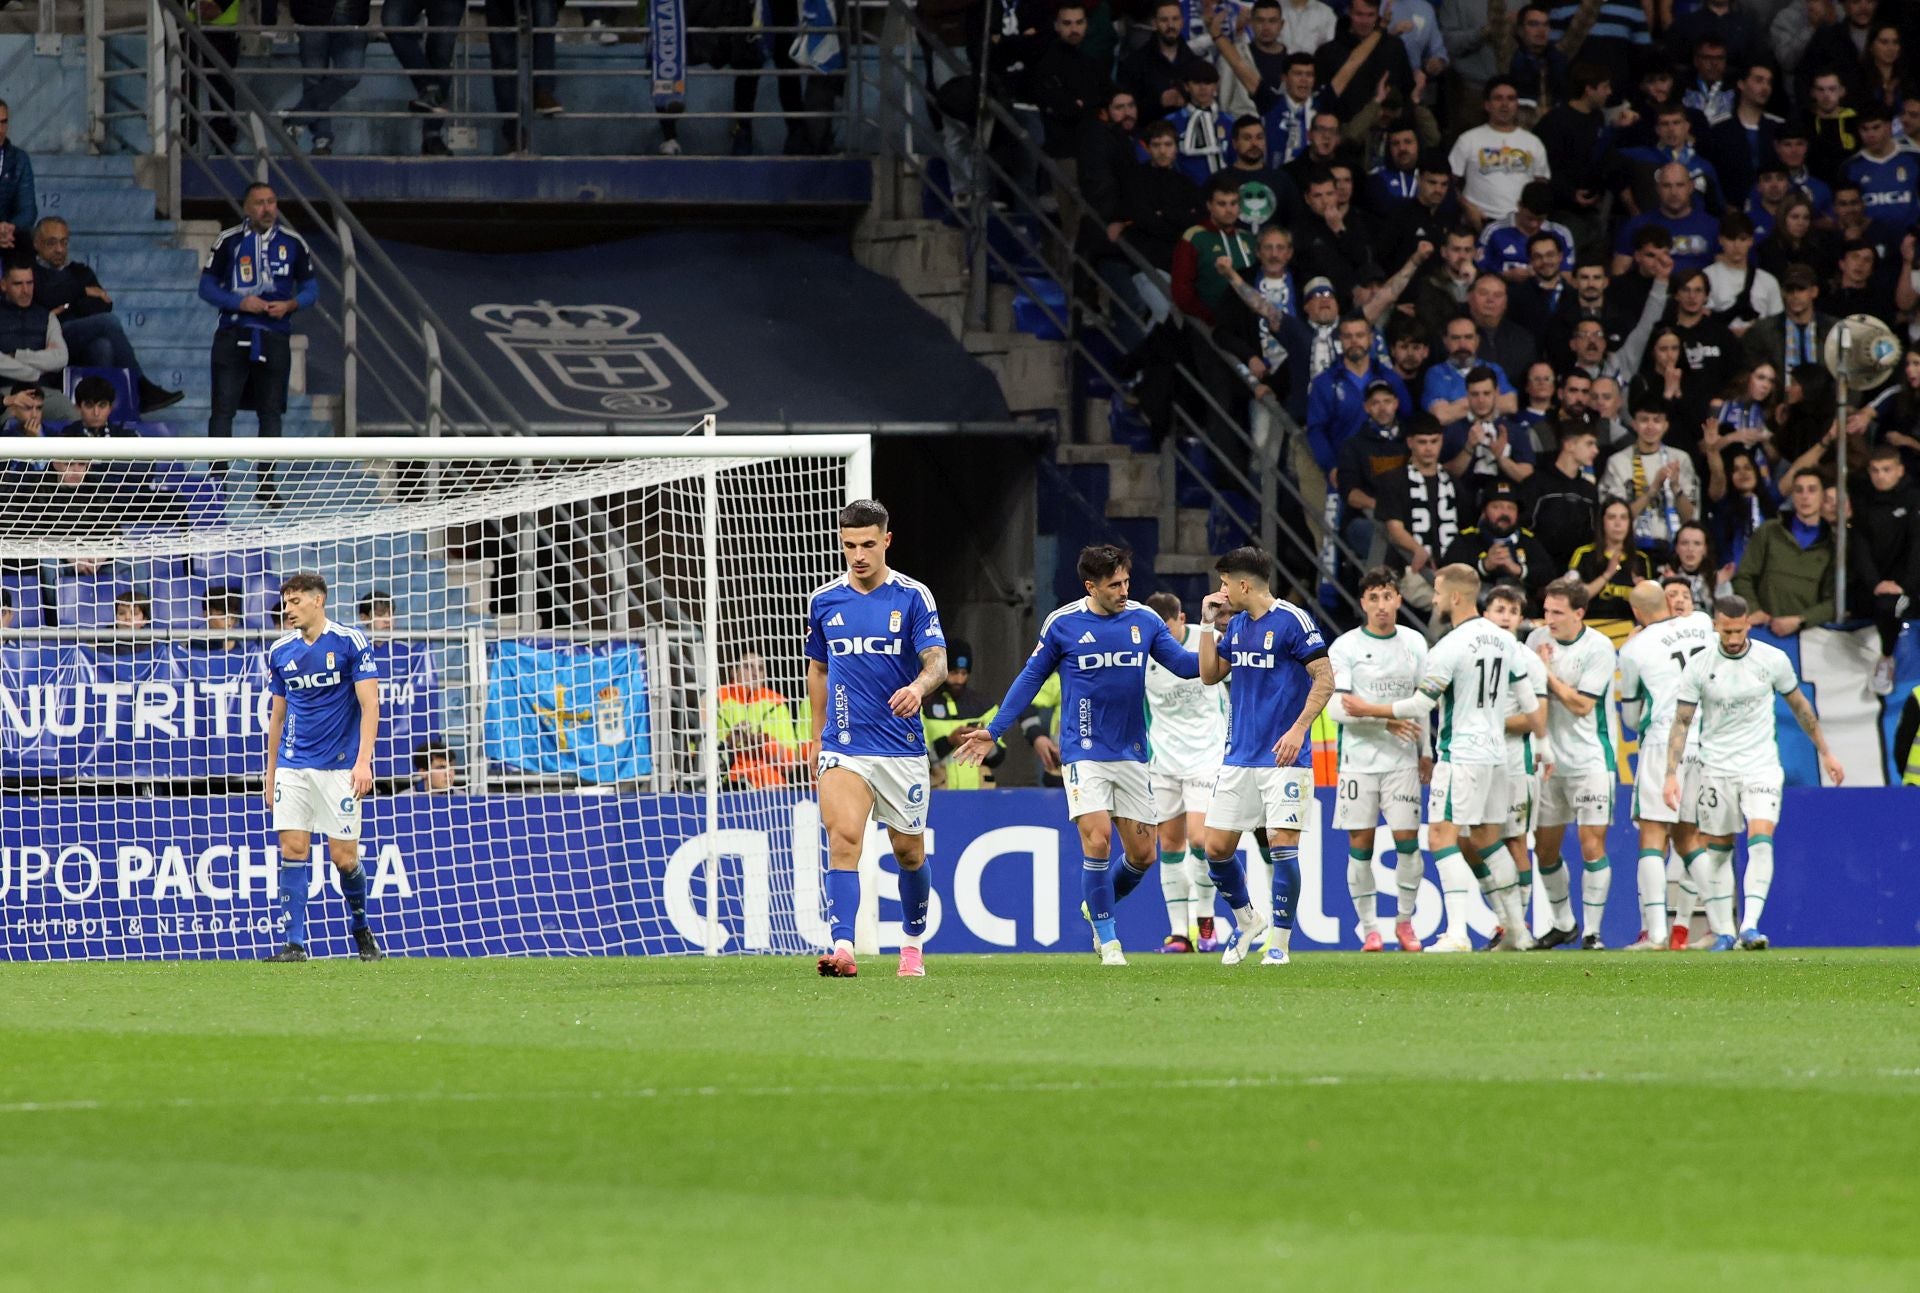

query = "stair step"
[38,188,162,226]
[1174,507,1210,556]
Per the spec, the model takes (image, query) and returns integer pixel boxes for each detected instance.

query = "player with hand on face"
[1195,547,1334,967]
[955,546,1199,966]
[262,572,384,963]
[806,500,948,980]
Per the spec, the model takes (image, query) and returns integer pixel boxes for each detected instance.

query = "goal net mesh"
[0,442,856,959]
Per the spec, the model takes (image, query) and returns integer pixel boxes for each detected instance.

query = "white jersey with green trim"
[1617,611,1713,755]
[1676,638,1800,776]
[1525,624,1619,774]
[1505,645,1549,776]
[1329,624,1427,774]
[1419,615,1536,767]
[1145,622,1227,779]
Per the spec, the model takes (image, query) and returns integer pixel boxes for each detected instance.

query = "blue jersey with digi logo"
[805,570,944,758]
[1843,151,1918,222]
[266,620,379,770]
[985,599,1198,764]
[1219,599,1328,768]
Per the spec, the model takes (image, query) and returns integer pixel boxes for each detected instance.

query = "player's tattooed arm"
[1274,656,1335,765]
[1665,701,1695,772]
[888,646,948,718]
[1783,689,1846,786]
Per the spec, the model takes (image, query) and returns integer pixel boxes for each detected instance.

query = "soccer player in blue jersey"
[262,573,384,962]
[953,545,1199,966]
[806,499,948,980]
[1195,547,1333,967]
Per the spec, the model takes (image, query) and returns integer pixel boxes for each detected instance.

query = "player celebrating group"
[1143,591,1227,953]
[807,499,948,980]
[1324,567,1428,953]
[956,546,1199,966]
[1664,595,1844,951]
[1484,583,1548,952]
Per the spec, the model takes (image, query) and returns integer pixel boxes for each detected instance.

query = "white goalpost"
[0,432,873,960]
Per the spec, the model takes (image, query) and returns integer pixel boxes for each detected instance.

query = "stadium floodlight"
[1823,315,1904,620]
[0,431,879,961]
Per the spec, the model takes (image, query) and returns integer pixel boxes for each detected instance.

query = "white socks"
[1637,850,1667,943]
[1159,850,1192,936]
[1698,845,1737,936]
[1348,848,1378,935]
[1581,857,1612,935]
[1394,841,1422,926]
[1435,848,1475,936]
[1743,835,1774,932]
[1540,857,1575,930]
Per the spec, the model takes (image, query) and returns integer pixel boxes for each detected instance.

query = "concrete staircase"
[35,154,336,437]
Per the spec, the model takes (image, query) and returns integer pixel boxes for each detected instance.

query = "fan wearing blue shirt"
[1611,162,1721,275]
[1844,107,1918,227]
[1306,313,1413,473]
[806,498,948,981]
[956,545,1200,966]
[1195,548,1333,967]
[262,572,384,963]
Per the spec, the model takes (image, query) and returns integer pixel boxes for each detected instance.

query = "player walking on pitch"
[1616,580,1712,950]
[1194,547,1334,967]
[1143,591,1227,953]
[262,573,384,962]
[807,500,948,979]
[955,546,1200,965]
[1526,577,1620,950]
[1324,567,1429,953]
[1345,566,1539,950]
[1663,595,1843,952]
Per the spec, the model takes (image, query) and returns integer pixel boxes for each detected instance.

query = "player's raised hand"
[1272,724,1307,767]
[1201,590,1231,629]
[950,728,996,766]
[1662,772,1680,811]
[886,684,923,717]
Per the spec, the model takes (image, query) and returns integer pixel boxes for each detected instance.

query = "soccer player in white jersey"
[1325,567,1428,953]
[1484,583,1549,950]
[805,499,948,980]
[1195,547,1334,966]
[956,546,1200,965]
[1664,594,1844,951]
[1345,565,1538,949]
[1525,577,1620,950]
[262,573,384,962]
[1143,591,1228,953]
[1616,580,1712,950]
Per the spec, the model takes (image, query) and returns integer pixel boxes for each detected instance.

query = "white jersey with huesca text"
[1676,638,1801,776]
[1329,625,1427,774]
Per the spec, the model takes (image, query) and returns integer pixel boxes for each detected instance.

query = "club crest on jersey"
[325,652,335,669]
[471,302,728,418]
[1130,625,1141,644]
[1264,630,1275,649]
[889,610,902,633]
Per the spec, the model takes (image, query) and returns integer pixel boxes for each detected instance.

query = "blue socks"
[279,862,310,948]
[898,862,932,939]
[826,868,861,945]
[340,862,369,932]
[1268,845,1301,930]
[1113,858,1150,902]
[1206,854,1251,910]
[1083,854,1117,944]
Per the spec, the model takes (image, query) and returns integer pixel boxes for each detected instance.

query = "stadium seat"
[54,573,129,629]
[194,549,273,586]
[0,572,47,629]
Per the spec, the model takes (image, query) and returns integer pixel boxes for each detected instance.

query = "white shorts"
[818,752,930,834]
[1633,739,1699,826]
[1151,768,1215,822]
[1502,765,1538,840]
[1694,769,1784,838]
[1205,764,1315,833]
[1538,767,1616,828]
[1331,765,1421,831]
[1428,761,1509,828]
[272,766,362,840]
[1063,759,1155,823]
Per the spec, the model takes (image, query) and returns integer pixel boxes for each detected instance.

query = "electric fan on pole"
[1824,314,1904,619]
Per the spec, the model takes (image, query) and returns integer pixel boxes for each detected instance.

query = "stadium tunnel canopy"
[308,229,1012,431]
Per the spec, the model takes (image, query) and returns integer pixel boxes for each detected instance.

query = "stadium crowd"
[967,0,1920,693]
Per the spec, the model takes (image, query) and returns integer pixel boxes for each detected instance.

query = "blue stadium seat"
[194,549,273,585]
[0,573,47,629]
[63,367,139,424]
[54,573,128,628]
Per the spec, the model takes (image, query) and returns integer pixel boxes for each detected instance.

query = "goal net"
[0,433,869,960]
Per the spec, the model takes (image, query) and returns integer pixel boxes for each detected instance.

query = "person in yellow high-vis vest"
[1896,683,1920,786]
[715,652,807,789]
[923,639,1003,789]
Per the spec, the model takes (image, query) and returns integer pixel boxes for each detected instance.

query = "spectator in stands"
[1476,181,1572,283]
[1745,161,1794,243]
[1668,268,1742,415]
[1437,0,1499,126]
[1215,225,1296,370]
[718,650,805,789]
[1662,521,1733,612]
[1523,420,1600,571]
[113,589,151,631]
[659,0,771,158]
[1569,497,1653,643]
[1170,175,1254,324]
[1680,36,1737,129]
[1220,117,1297,234]
[204,585,243,650]
[1756,194,1836,282]
[485,0,563,151]
[1856,21,1910,116]
[1424,315,1514,433]
[1623,102,1725,212]
[1412,225,1478,337]
[411,737,461,793]
[1827,237,1897,323]
[199,183,318,496]
[1441,478,1555,606]
[1117,120,1199,280]
[1855,445,1919,695]
[1445,362,1534,487]
[0,100,33,253]
[1701,362,1779,469]
[1077,86,1141,246]
[1272,0,1337,57]
[1334,378,1411,565]
[1668,0,1758,68]
[2,382,43,434]
[1290,168,1372,302]
[1467,271,1537,379]
[1507,6,1567,123]
[358,589,396,632]
[59,375,138,439]
[288,0,370,156]
[1364,122,1425,216]
[1307,313,1409,475]
[1315,0,1413,120]
[1375,415,1459,631]
[1536,63,1615,249]
[1212,1,1290,118]
[1515,359,1559,447]
[383,0,466,155]
[1600,400,1700,554]
[1449,77,1551,227]
[1509,232,1574,334]
[1121,1,1204,124]
[1734,466,1837,636]
[1830,180,1906,293]
[1258,52,1327,167]
[0,586,12,632]
[1544,0,1646,102]
[1590,373,1633,459]
[1744,262,1834,371]
[1845,105,1918,228]
[1773,124,1836,215]
[1281,110,1344,194]
[186,0,243,152]
[1703,213,1782,333]
[31,218,184,415]
[1169,62,1232,182]
[1706,61,1780,202]
[0,260,67,394]
[1613,163,1722,276]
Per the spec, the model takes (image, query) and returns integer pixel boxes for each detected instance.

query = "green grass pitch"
[4,951,1919,1292]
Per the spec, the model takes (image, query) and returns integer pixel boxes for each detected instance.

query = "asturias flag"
[485,641,652,783]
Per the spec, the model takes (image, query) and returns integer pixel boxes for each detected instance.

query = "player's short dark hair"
[1484,75,1519,100]
[1718,211,1755,240]
[1482,581,1526,612]
[1405,413,1444,440]
[1183,61,1220,85]
[73,376,116,407]
[1660,574,1694,592]
[1857,103,1892,126]
[1146,590,1182,621]
[1077,543,1132,584]
[1518,181,1553,215]
[1141,119,1178,144]
[281,572,328,600]
[1713,593,1749,620]
[1214,546,1273,585]
[1527,230,1563,252]
[838,498,889,532]
[1465,364,1498,388]
[357,590,394,618]
[1358,565,1399,596]
[1232,113,1263,138]
[1542,575,1590,612]
[1285,51,1316,71]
